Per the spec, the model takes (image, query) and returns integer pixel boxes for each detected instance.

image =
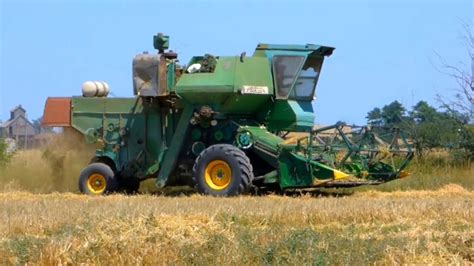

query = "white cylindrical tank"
[82,81,110,97]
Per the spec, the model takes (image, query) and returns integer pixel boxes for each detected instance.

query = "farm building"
[0,105,37,149]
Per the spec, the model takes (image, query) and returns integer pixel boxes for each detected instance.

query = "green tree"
[413,113,462,150]
[410,101,438,123]
[366,107,383,126]
[0,138,11,166]
[459,125,474,159]
[367,100,468,159]
[381,101,406,126]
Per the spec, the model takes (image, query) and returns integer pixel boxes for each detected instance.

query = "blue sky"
[0,0,472,125]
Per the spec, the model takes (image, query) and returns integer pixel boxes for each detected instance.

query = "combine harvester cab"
[43,33,414,196]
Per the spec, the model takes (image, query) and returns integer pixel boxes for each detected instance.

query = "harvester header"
[43,33,413,196]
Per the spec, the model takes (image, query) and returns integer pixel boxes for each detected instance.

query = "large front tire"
[79,163,118,195]
[193,144,253,196]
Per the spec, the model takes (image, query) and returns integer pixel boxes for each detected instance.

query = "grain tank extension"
[43,33,413,195]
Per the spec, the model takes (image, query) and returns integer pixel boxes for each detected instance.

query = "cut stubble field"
[0,185,472,265]
[0,145,473,265]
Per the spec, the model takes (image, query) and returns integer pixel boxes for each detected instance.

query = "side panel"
[176,56,274,114]
[267,100,315,132]
[70,97,163,176]
[42,97,71,127]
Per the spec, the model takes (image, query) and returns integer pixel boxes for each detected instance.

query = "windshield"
[289,56,323,100]
[273,56,305,99]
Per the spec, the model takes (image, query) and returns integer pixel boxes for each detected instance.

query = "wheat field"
[0,141,473,264]
[0,185,472,265]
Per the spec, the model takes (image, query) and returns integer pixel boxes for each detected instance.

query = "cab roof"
[256,43,335,56]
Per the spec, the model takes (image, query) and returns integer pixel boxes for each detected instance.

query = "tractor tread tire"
[78,163,118,195]
[193,144,253,196]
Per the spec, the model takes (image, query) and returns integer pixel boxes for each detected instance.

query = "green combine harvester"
[43,33,413,196]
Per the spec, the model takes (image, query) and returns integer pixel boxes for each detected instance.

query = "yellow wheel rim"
[87,173,107,194]
[205,160,232,190]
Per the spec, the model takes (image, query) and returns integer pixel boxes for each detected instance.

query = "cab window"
[273,56,305,99]
[289,56,323,100]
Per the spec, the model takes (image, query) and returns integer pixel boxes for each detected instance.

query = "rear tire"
[79,163,118,195]
[193,144,253,196]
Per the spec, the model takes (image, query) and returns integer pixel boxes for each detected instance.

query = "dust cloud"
[0,129,95,193]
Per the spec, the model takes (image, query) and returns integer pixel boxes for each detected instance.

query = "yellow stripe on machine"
[333,169,349,180]
[398,170,410,178]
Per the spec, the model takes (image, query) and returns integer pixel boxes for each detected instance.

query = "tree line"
[366,100,473,160]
